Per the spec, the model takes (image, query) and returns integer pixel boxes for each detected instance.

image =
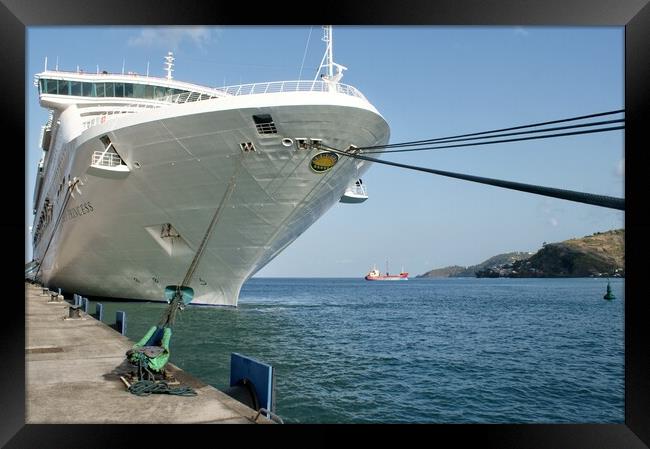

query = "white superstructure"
[29,27,390,305]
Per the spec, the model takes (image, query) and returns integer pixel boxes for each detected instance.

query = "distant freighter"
[364,264,408,281]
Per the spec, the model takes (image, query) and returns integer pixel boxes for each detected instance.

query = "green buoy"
[603,280,616,300]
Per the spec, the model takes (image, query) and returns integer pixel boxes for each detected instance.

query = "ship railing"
[91,151,124,168]
[211,80,368,101]
[116,81,366,104]
[161,91,219,105]
[80,81,366,114]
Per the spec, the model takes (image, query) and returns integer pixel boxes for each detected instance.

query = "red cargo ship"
[364,262,408,281]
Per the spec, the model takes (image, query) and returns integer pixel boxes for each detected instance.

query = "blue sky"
[26,26,624,277]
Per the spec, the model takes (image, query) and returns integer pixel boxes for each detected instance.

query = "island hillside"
[417,252,532,278]
[417,229,624,278]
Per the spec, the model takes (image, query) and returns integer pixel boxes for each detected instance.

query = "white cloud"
[128,27,218,51]
[537,198,563,228]
[514,27,530,37]
[615,158,624,177]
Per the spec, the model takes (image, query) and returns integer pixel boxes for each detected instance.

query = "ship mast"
[164,51,175,80]
[324,25,334,79]
[314,25,347,83]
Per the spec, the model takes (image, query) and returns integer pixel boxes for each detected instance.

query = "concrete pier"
[25,282,272,424]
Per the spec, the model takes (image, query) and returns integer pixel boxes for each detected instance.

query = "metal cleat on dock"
[64,304,84,320]
[48,292,64,303]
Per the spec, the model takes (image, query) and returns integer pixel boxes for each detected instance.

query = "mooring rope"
[358,109,625,151]
[127,353,197,396]
[181,173,239,288]
[321,145,625,211]
[127,380,197,397]
[158,168,240,328]
[361,125,625,155]
[128,162,243,395]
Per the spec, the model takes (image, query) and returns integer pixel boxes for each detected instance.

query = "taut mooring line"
[181,174,238,288]
[359,109,625,151]
[322,145,625,211]
[362,125,625,155]
[160,160,242,327]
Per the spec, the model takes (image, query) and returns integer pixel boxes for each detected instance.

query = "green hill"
[416,265,467,278]
[501,229,624,278]
[418,229,624,279]
[417,252,532,278]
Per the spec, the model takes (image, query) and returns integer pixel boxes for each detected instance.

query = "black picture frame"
[4,0,649,447]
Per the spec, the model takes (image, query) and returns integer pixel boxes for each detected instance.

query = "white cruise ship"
[28,27,390,306]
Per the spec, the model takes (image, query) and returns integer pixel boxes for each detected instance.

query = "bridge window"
[70,81,82,96]
[153,86,166,99]
[167,88,186,100]
[43,79,58,94]
[132,84,144,98]
[82,82,94,97]
[58,80,69,95]
[48,80,58,94]
[38,78,197,101]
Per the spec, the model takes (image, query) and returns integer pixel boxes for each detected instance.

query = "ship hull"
[33,92,389,305]
[364,276,409,281]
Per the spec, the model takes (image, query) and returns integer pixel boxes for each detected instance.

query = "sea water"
[91,277,624,423]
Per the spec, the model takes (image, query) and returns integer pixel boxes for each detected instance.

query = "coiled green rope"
[127,350,197,396]
[128,379,197,397]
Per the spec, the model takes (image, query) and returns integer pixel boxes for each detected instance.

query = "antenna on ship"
[164,51,175,80]
[314,25,347,83]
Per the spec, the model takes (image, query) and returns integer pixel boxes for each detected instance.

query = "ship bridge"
[35,71,225,107]
[34,45,371,132]
[35,71,370,131]
[34,70,228,130]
